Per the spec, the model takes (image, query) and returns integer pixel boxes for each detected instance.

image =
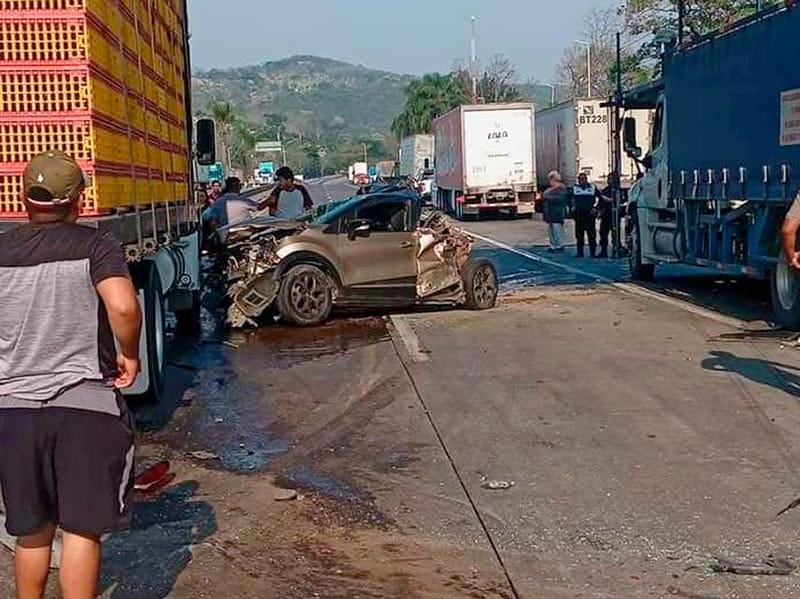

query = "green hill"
[192,56,415,138]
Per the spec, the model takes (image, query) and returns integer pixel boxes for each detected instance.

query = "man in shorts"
[0,151,142,599]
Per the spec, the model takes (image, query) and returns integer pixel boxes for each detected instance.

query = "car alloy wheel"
[289,270,329,321]
[472,263,497,308]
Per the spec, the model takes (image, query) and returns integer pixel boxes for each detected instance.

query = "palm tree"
[209,101,237,171]
[391,74,468,139]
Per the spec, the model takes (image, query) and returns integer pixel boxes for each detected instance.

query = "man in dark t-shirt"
[0,151,142,599]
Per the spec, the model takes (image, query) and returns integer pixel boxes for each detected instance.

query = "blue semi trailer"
[623,3,800,325]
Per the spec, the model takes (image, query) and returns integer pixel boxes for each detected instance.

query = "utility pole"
[612,31,623,259]
[278,129,286,166]
[470,15,478,103]
[363,141,368,165]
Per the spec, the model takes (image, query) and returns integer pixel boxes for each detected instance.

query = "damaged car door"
[336,196,417,304]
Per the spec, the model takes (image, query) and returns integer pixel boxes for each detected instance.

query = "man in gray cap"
[0,151,141,599]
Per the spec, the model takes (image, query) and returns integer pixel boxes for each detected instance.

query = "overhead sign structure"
[255,141,283,153]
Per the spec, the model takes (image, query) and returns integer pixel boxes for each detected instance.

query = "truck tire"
[463,258,498,310]
[277,264,333,326]
[770,260,800,328]
[174,290,202,337]
[132,262,166,402]
[628,208,655,282]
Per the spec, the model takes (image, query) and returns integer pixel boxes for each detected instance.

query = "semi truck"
[351,161,369,185]
[535,98,652,187]
[622,3,800,325]
[0,0,215,400]
[399,134,434,177]
[432,103,536,220]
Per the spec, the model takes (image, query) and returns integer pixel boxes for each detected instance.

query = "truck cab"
[621,2,800,326]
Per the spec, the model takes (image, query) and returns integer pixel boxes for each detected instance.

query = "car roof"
[315,190,421,224]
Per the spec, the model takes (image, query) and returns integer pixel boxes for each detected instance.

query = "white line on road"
[469,231,748,330]
[388,315,431,362]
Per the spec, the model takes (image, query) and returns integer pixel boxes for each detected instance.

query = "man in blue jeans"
[0,151,142,599]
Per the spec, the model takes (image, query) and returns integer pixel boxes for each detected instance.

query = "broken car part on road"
[222,191,497,328]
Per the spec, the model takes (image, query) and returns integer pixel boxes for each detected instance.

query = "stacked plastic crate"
[0,0,190,217]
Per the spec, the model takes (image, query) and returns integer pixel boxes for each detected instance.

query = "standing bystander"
[572,172,600,258]
[0,151,142,599]
[542,170,569,252]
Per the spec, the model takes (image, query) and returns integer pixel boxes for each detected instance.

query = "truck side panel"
[433,109,464,191]
[463,107,535,191]
[665,7,800,198]
[399,135,434,177]
[535,101,577,187]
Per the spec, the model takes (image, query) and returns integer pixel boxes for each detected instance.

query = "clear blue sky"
[188,0,608,81]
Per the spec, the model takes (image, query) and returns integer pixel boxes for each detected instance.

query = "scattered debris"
[776,495,800,517]
[273,488,298,502]
[181,389,198,406]
[214,417,224,424]
[481,480,515,491]
[710,555,795,576]
[222,340,240,349]
[189,450,219,461]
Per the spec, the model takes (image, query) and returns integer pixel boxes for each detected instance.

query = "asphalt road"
[6,205,800,598]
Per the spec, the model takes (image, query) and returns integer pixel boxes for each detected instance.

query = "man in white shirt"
[266,167,313,220]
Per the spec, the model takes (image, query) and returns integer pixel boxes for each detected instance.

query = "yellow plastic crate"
[0,169,147,215]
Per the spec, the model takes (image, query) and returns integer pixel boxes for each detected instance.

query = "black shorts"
[0,396,135,538]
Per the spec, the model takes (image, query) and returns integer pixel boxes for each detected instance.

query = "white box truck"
[399,134,435,177]
[433,103,536,220]
[535,98,652,188]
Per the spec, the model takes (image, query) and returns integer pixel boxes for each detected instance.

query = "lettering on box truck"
[780,88,800,146]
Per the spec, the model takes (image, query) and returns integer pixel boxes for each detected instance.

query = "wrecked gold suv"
[223,190,498,327]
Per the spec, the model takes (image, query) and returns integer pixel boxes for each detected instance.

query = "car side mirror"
[348,219,371,240]
[196,118,216,166]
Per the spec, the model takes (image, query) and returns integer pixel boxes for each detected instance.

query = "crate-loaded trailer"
[0,0,216,400]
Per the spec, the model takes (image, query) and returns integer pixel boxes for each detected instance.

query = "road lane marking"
[469,231,748,330]
[388,315,431,362]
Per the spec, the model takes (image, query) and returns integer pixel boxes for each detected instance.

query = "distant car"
[224,191,498,327]
[415,169,435,202]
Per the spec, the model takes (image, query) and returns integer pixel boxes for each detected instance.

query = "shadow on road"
[701,350,800,398]
[100,481,217,599]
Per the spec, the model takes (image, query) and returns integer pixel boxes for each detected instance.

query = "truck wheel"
[771,260,800,328]
[628,210,655,282]
[174,290,202,336]
[463,258,498,310]
[277,264,333,326]
[132,262,166,402]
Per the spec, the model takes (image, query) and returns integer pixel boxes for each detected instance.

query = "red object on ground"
[134,460,171,491]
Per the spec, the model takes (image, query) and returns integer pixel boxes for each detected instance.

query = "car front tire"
[277,264,334,326]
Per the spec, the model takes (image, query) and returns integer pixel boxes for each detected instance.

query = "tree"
[391,73,467,139]
[556,6,623,98]
[625,0,781,41]
[479,55,523,103]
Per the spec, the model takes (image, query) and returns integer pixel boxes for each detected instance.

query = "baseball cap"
[23,151,87,207]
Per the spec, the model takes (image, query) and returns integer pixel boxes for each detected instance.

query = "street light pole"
[363,141,368,165]
[470,16,478,103]
[545,84,556,106]
[574,40,592,98]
